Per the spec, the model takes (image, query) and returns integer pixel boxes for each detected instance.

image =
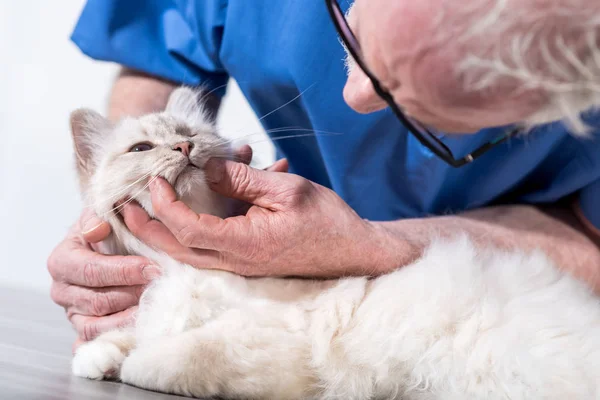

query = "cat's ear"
[70,108,111,183]
[165,87,208,124]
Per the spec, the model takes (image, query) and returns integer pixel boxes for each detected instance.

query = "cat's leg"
[120,308,316,400]
[72,329,136,380]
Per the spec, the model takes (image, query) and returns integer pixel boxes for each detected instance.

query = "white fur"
[71,88,600,399]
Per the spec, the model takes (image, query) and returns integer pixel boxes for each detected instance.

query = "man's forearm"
[374,205,600,293]
[107,68,222,122]
[107,68,177,122]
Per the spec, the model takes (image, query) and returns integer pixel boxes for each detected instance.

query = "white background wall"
[0,1,272,292]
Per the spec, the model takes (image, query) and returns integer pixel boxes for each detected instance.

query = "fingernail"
[142,266,162,281]
[204,158,225,184]
[81,221,102,235]
[81,211,99,233]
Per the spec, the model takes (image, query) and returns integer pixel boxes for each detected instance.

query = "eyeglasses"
[324,0,519,168]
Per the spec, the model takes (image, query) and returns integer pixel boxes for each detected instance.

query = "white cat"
[71,87,600,400]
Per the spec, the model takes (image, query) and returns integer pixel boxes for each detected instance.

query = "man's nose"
[343,68,387,114]
[172,141,193,157]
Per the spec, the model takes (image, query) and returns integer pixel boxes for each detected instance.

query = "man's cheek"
[406,49,462,105]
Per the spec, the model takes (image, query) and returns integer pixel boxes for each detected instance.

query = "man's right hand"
[47,209,159,350]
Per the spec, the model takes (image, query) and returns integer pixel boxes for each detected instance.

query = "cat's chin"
[170,164,206,195]
[170,166,231,217]
[174,164,199,186]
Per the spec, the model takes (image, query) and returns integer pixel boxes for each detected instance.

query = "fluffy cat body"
[71,88,600,399]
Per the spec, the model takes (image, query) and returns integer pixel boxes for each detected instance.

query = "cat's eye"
[128,142,155,152]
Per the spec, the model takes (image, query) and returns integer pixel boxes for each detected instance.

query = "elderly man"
[49,0,600,347]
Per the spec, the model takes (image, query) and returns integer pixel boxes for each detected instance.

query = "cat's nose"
[172,141,193,157]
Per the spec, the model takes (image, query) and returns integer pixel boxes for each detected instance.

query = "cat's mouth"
[172,161,202,187]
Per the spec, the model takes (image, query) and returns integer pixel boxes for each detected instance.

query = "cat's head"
[70,87,242,224]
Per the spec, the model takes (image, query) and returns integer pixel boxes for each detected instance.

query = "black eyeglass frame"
[325,0,519,168]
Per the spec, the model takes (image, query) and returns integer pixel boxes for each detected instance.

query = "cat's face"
[71,87,236,221]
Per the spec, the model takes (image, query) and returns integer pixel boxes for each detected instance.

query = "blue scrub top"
[71,0,600,228]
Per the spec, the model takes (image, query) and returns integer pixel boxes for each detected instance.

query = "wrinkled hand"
[121,159,400,278]
[47,210,159,350]
[344,0,593,132]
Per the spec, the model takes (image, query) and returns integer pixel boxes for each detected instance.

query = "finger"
[52,243,159,287]
[149,177,203,221]
[265,158,289,173]
[121,201,194,254]
[202,158,299,208]
[120,201,230,267]
[51,281,144,317]
[71,306,138,341]
[80,208,111,243]
[48,230,159,287]
[233,144,253,165]
[149,178,250,251]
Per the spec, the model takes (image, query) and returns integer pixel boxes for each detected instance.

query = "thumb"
[80,209,111,243]
[265,158,289,173]
[204,158,289,209]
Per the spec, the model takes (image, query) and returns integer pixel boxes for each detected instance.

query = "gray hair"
[451,0,600,134]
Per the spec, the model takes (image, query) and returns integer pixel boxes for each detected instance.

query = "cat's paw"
[119,347,180,393]
[72,340,127,380]
[120,344,216,398]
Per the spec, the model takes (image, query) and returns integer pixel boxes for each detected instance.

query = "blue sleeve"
[580,179,600,231]
[71,0,229,96]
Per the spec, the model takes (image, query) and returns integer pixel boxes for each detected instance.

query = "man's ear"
[70,108,111,187]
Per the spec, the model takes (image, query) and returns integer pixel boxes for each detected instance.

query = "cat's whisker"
[100,175,162,218]
[203,130,345,167]
[198,80,252,104]
[84,169,156,210]
[213,126,300,147]
[255,83,316,124]
[265,128,344,137]
[198,83,231,104]
[92,162,170,217]
[225,83,316,138]
[208,155,253,164]
[216,128,344,148]
[263,126,307,133]
[240,134,327,147]
[236,130,345,147]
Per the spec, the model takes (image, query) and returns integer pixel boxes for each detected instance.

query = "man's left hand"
[121,159,412,278]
